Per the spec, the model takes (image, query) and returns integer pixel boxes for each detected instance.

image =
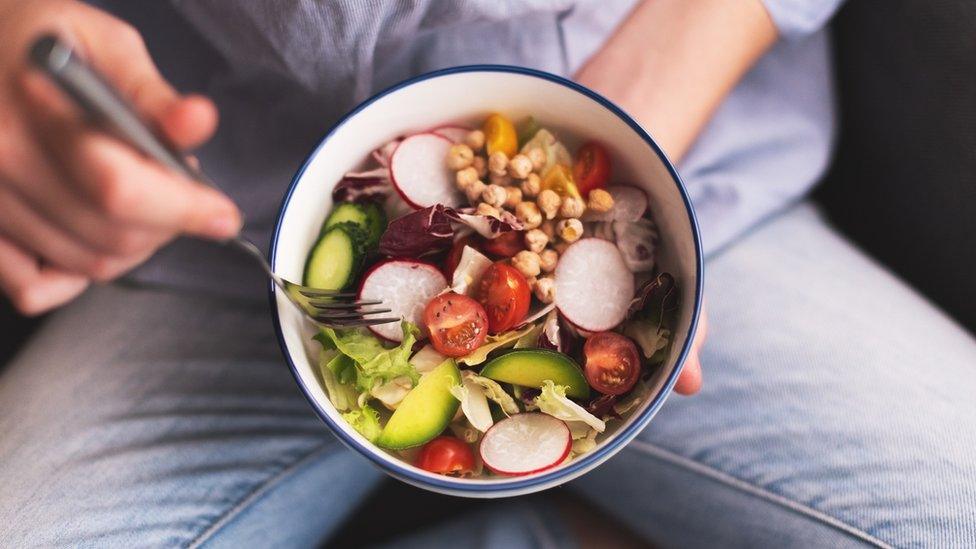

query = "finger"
[674,351,702,395]
[675,308,707,395]
[157,95,219,150]
[0,235,88,316]
[0,186,127,280]
[17,73,240,239]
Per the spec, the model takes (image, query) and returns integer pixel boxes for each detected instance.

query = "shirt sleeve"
[760,0,847,40]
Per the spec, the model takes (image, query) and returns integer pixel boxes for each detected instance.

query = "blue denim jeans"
[2,203,974,548]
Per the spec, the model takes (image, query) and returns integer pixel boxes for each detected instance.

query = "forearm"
[575,0,777,162]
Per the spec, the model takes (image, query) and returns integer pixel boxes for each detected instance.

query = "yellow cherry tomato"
[483,114,518,157]
[541,164,582,199]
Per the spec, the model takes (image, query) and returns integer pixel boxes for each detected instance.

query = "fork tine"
[297,287,358,298]
[317,317,400,328]
[312,308,393,321]
[305,299,384,310]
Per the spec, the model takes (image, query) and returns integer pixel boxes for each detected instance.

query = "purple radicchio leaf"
[445,207,524,239]
[371,139,401,168]
[627,272,678,321]
[537,310,562,351]
[586,393,619,419]
[332,167,390,204]
[378,204,455,258]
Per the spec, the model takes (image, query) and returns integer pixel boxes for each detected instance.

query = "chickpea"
[539,249,558,273]
[482,184,507,208]
[533,276,556,304]
[587,188,614,213]
[488,151,509,176]
[512,250,542,278]
[556,218,584,243]
[515,201,543,230]
[503,186,523,209]
[527,147,546,171]
[455,166,479,190]
[465,129,486,151]
[476,202,501,218]
[507,154,533,179]
[472,156,488,178]
[524,228,549,253]
[539,219,556,239]
[465,180,487,204]
[489,172,513,187]
[558,196,585,219]
[537,189,561,220]
[520,173,542,198]
[446,143,474,170]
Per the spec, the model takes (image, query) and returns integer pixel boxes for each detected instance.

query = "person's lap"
[571,203,976,547]
[1,201,973,547]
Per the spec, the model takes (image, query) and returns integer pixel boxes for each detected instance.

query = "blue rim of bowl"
[269,64,703,494]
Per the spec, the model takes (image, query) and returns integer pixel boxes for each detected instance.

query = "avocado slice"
[375,359,461,450]
[480,349,590,399]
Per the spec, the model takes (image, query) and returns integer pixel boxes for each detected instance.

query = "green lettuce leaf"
[341,404,383,442]
[316,321,421,392]
[317,351,359,412]
[535,380,605,432]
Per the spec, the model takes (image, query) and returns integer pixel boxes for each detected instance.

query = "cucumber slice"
[324,202,387,250]
[303,224,365,290]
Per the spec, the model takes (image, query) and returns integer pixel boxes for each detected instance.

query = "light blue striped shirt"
[98,0,845,295]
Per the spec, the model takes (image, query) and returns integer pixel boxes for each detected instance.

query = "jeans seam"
[625,439,893,549]
[185,440,337,549]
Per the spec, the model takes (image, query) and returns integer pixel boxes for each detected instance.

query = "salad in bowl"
[302,113,680,478]
[270,66,701,497]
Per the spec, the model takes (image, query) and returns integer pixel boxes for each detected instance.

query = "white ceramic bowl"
[270,66,703,498]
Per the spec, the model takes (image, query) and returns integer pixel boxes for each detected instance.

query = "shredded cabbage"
[461,370,520,415]
[370,375,414,409]
[409,344,448,374]
[450,245,493,296]
[535,380,606,432]
[449,378,493,432]
[458,323,537,366]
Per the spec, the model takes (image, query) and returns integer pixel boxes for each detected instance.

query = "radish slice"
[555,238,635,332]
[480,413,571,476]
[358,260,448,341]
[430,125,472,143]
[581,185,649,222]
[389,133,464,209]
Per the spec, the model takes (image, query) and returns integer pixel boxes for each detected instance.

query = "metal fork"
[28,34,398,329]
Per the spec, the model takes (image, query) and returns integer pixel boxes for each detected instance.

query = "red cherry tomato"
[583,332,641,395]
[476,262,531,334]
[416,436,476,476]
[481,231,524,259]
[423,292,489,357]
[444,235,482,278]
[573,141,611,197]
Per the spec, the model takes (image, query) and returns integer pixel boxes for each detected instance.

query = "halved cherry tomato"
[481,230,524,259]
[583,332,641,395]
[476,262,531,334]
[573,141,612,196]
[424,292,489,357]
[416,436,476,476]
[444,235,482,278]
[483,113,518,157]
[541,164,582,199]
